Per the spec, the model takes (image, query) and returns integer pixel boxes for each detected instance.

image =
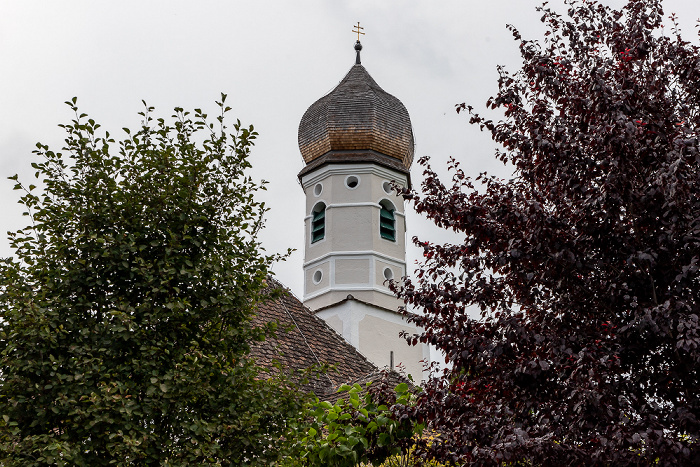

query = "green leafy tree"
[284,379,424,467]
[0,96,304,465]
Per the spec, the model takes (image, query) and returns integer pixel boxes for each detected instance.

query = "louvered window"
[380,206,396,241]
[311,206,326,243]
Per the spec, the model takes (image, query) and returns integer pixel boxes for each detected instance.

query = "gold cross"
[352,22,365,41]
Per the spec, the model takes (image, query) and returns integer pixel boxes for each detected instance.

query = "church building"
[295,37,429,382]
[252,36,428,394]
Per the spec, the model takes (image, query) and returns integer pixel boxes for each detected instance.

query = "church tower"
[297,38,429,381]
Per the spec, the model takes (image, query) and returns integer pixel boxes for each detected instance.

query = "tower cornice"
[300,161,409,189]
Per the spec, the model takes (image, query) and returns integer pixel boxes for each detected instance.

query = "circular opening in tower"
[383,267,394,281]
[382,181,393,195]
[345,175,360,189]
[313,183,323,196]
[313,270,323,284]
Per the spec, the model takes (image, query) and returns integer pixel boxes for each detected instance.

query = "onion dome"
[298,42,414,172]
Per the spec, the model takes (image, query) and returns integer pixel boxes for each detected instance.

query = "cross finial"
[352,22,364,65]
[352,22,364,42]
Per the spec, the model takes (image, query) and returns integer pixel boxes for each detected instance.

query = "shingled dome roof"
[298,45,414,170]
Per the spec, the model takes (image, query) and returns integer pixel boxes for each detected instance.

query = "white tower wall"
[301,163,407,310]
[316,299,430,383]
[296,46,430,383]
[300,162,429,382]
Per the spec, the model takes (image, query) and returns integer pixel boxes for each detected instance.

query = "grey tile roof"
[298,64,414,170]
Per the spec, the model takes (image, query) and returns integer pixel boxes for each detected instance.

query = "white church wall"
[374,258,404,288]
[359,314,425,382]
[316,299,428,383]
[304,260,330,296]
[334,258,370,284]
[323,314,344,336]
[301,163,410,304]
[330,204,374,251]
[299,162,428,381]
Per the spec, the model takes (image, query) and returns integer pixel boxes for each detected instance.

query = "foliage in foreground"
[392,0,700,465]
[283,377,424,467]
[0,96,304,465]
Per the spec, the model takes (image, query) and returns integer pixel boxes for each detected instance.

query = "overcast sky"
[1,0,697,298]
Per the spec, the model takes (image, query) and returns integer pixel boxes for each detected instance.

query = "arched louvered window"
[311,203,326,243]
[379,202,396,241]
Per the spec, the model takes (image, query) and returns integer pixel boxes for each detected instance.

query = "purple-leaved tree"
[392,0,700,464]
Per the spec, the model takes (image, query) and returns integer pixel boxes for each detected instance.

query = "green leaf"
[0,98,302,465]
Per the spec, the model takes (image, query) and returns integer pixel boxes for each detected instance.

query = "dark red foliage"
[392,1,700,465]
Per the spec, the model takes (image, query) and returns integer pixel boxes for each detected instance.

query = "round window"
[382,181,393,195]
[312,270,323,284]
[313,183,323,196]
[383,267,394,281]
[345,175,359,189]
